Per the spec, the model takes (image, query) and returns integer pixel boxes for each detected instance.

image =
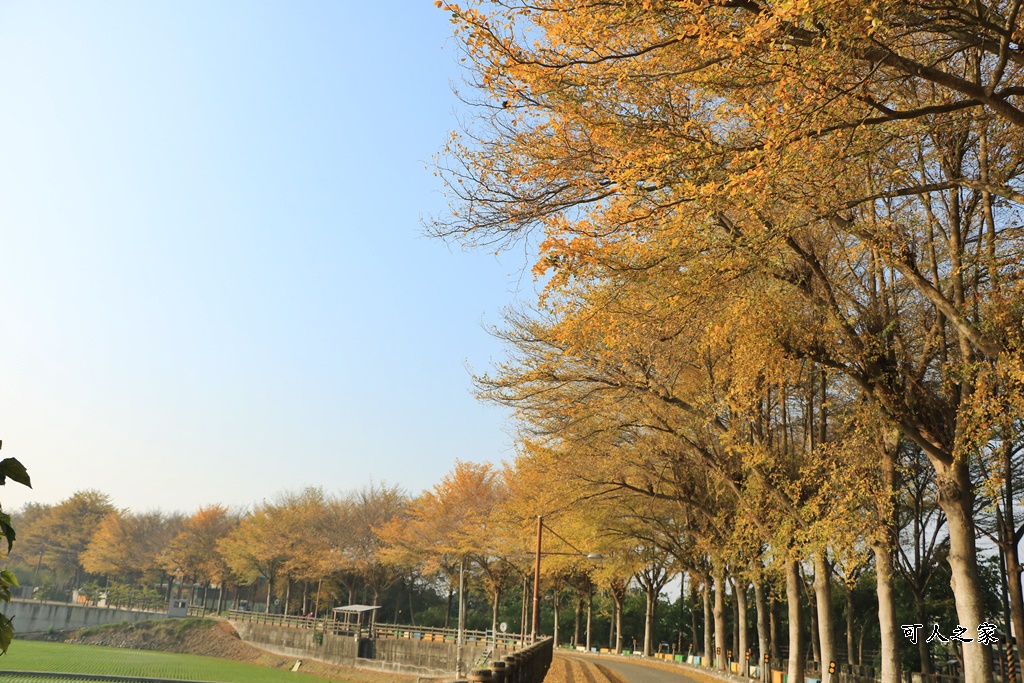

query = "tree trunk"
[914,592,933,674]
[845,584,855,666]
[444,586,453,629]
[553,586,560,648]
[938,460,993,683]
[755,580,769,665]
[395,580,403,623]
[770,594,780,660]
[1000,429,1024,648]
[408,576,416,625]
[1006,540,1024,654]
[491,589,500,637]
[679,573,686,652]
[616,594,624,654]
[645,587,656,657]
[586,586,593,652]
[814,554,835,670]
[265,575,273,613]
[737,577,748,672]
[786,560,805,683]
[520,577,528,646]
[733,582,740,660]
[810,589,821,663]
[873,541,902,683]
[691,580,700,655]
[574,596,581,647]
[715,568,727,670]
[704,579,713,660]
[609,598,615,651]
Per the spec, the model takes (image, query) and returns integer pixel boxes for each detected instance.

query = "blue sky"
[0,1,529,512]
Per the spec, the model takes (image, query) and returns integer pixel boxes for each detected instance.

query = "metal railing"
[370,621,490,643]
[227,609,324,630]
[226,609,533,653]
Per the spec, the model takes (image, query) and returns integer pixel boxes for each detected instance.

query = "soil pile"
[64,619,264,662]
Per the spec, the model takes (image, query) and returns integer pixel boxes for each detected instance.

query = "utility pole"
[531,515,543,642]
[456,559,466,679]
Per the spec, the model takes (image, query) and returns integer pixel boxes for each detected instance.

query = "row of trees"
[9,485,406,616]
[426,3,1024,683]
[5,452,1010,673]
[6,476,699,650]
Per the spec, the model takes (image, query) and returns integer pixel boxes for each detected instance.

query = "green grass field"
[0,640,344,682]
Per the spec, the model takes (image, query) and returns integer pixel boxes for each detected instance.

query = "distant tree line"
[6,443,1014,679]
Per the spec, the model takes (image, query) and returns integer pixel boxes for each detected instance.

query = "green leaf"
[0,514,15,554]
[0,615,14,654]
[1,570,18,590]
[0,459,30,488]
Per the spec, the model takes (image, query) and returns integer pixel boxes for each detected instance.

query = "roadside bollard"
[505,654,518,683]
[491,660,506,683]
[469,668,493,682]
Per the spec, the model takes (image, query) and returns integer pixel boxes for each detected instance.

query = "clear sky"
[0,1,528,513]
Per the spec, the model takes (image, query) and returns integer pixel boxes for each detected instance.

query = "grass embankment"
[1,640,338,682]
[8,619,414,683]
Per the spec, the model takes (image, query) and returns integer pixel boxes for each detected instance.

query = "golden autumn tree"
[347,483,406,608]
[82,510,182,586]
[218,502,290,613]
[433,5,1024,683]
[29,491,114,591]
[379,461,518,635]
[162,505,237,612]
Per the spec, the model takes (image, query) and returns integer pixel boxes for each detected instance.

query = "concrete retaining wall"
[7,599,167,634]
[230,620,489,677]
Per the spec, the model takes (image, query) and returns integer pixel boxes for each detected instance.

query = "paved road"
[563,653,707,683]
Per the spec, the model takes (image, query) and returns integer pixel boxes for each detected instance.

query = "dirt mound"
[63,619,265,662]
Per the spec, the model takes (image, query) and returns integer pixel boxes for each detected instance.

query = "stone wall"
[7,599,167,633]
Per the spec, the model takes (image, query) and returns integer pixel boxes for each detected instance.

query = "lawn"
[0,640,349,682]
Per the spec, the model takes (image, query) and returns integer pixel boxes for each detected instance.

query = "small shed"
[332,604,380,633]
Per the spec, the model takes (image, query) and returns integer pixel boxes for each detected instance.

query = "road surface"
[557,652,709,683]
